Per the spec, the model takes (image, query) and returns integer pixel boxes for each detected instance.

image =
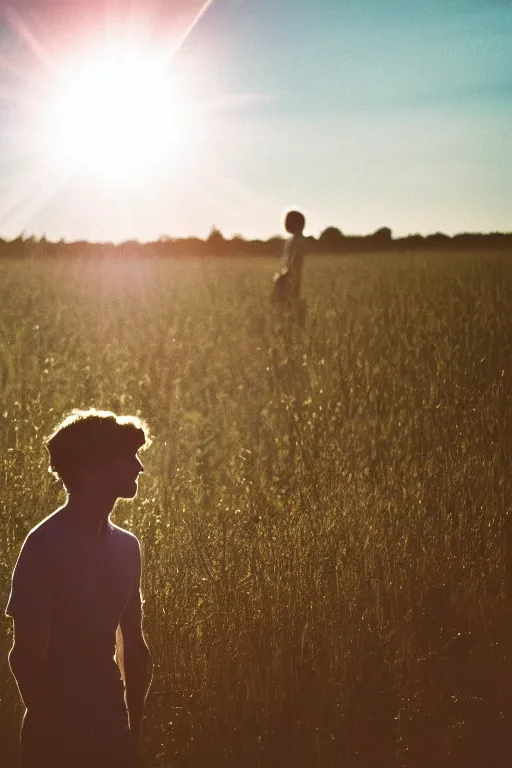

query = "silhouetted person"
[6,410,152,768]
[271,209,308,317]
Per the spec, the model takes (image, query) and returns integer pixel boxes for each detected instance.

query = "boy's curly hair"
[46,409,150,490]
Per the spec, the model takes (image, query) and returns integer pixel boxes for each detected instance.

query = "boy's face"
[81,451,144,499]
[107,452,144,498]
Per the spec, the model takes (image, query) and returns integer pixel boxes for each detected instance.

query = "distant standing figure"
[6,409,152,768]
[271,209,308,311]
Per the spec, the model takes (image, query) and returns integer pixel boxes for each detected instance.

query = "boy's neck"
[64,492,117,536]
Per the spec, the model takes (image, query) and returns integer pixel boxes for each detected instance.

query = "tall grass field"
[1,250,512,767]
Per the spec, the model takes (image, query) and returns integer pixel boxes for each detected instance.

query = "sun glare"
[44,47,185,185]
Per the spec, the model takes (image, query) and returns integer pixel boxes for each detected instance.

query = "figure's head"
[46,409,150,499]
[284,210,305,236]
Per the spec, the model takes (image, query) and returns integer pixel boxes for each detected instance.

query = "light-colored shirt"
[6,509,141,750]
[281,233,307,300]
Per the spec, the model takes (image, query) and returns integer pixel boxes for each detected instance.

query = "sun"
[44,46,185,185]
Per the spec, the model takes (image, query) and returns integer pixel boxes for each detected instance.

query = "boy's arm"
[9,615,51,712]
[7,535,53,713]
[118,541,152,747]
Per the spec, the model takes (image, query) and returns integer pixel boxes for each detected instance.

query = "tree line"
[0,226,510,259]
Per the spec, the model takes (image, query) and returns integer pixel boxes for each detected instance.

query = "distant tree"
[153,236,174,257]
[304,235,317,252]
[425,232,450,249]
[10,234,26,258]
[452,233,492,249]
[207,227,225,256]
[116,240,140,259]
[182,237,205,257]
[230,235,246,256]
[265,236,285,257]
[396,234,425,250]
[369,227,392,248]
[318,227,345,253]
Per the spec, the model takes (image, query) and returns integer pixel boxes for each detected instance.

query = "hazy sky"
[0,0,510,242]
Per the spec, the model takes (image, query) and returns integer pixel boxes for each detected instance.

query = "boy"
[271,209,308,307]
[6,409,152,768]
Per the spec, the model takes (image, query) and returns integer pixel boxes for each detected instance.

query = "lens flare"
[44,47,183,184]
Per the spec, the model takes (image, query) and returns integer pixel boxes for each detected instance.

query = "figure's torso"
[282,234,306,298]
[8,510,139,749]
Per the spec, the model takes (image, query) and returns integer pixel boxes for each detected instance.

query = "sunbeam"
[172,0,215,57]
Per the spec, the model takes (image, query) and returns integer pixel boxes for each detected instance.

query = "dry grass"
[1,250,512,767]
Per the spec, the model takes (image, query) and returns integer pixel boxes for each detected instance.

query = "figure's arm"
[118,542,152,746]
[278,239,291,275]
[9,614,50,712]
[7,535,52,713]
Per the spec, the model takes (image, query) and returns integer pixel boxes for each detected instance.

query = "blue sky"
[0,0,510,241]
